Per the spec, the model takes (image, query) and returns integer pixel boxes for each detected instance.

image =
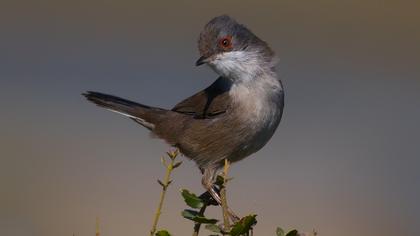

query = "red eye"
[219,36,232,49]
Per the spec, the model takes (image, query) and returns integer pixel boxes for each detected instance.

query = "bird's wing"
[172,77,232,118]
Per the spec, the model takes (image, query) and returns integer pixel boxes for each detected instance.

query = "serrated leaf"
[155,230,171,236]
[286,229,298,236]
[276,227,285,236]
[229,214,257,236]
[181,210,218,224]
[205,224,222,233]
[180,189,204,209]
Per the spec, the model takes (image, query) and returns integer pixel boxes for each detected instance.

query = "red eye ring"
[219,36,232,49]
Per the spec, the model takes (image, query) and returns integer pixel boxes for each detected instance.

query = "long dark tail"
[83,91,166,130]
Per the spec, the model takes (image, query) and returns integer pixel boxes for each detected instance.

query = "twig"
[191,190,218,236]
[149,149,180,236]
[220,159,231,232]
[192,204,208,236]
[95,217,100,236]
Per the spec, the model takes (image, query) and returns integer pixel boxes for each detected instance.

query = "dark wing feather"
[172,77,233,118]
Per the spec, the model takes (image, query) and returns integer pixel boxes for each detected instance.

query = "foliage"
[181,189,205,209]
[148,151,309,236]
[276,227,299,236]
[181,209,219,224]
[155,230,171,236]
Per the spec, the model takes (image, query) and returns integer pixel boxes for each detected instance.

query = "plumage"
[172,77,232,118]
[83,15,284,221]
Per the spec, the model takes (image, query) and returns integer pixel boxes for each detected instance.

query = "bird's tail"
[83,91,166,130]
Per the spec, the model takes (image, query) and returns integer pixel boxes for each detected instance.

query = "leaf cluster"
[181,188,258,235]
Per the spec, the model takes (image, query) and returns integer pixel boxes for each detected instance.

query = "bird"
[83,15,284,221]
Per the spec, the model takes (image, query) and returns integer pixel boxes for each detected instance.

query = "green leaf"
[229,223,244,236]
[205,224,222,233]
[242,214,257,229]
[155,230,171,236]
[286,229,298,236]
[229,214,257,236]
[181,210,218,224]
[181,209,197,220]
[180,189,204,209]
[215,175,225,187]
[276,227,285,236]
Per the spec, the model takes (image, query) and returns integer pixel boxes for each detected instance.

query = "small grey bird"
[84,15,284,220]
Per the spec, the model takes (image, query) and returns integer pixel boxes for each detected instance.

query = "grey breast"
[152,76,284,169]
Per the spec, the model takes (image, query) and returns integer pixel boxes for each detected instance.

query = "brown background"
[1,1,419,235]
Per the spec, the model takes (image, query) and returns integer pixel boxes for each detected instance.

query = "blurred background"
[1,1,419,235]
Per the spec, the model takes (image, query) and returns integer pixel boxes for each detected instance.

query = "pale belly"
[180,78,284,168]
[227,101,283,163]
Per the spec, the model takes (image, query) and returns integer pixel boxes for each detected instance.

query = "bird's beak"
[195,56,207,66]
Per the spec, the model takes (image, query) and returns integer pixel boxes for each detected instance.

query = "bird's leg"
[201,168,222,204]
[201,168,240,223]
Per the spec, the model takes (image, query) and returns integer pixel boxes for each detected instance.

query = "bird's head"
[196,15,276,81]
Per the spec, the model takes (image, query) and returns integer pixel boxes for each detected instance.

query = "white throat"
[208,50,283,114]
[220,50,283,122]
[209,50,276,82]
[208,49,284,161]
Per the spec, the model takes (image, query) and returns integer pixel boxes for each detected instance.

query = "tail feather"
[83,91,162,130]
